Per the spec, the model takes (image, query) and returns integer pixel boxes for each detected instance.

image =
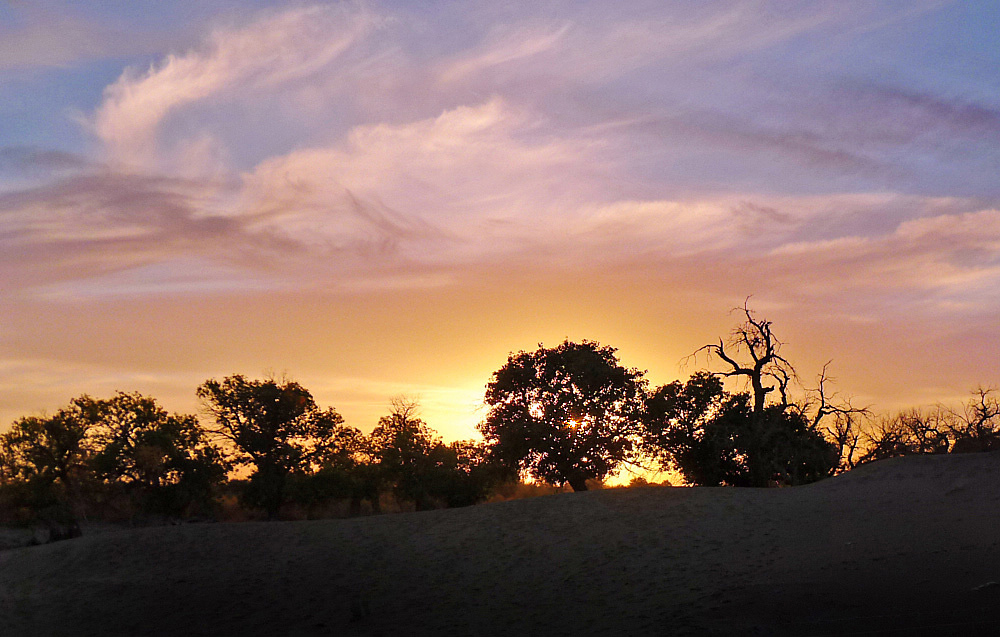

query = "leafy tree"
[302,426,383,515]
[369,397,440,510]
[708,395,838,486]
[197,375,352,518]
[479,340,647,492]
[0,405,92,510]
[82,392,227,516]
[642,372,728,485]
[368,398,501,510]
[644,378,839,487]
[431,439,501,508]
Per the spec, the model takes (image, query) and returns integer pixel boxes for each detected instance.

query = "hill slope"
[2,452,1000,636]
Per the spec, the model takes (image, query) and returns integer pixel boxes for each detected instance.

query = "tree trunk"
[568,475,589,492]
[751,374,767,415]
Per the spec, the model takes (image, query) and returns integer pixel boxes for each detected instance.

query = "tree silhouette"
[479,340,646,492]
[642,372,727,485]
[368,398,499,510]
[0,405,91,511]
[303,426,382,515]
[83,392,226,516]
[949,387,1000,453]
[197,375,352,518]
[693,301,794,415]
[859,408,951,462]
[650,305,850,487]
[369,397,441,510]
[430,439,500,508]
[803,364,868,472]
[644,377,839,487]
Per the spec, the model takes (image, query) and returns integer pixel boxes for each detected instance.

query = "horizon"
[3,1,999,438]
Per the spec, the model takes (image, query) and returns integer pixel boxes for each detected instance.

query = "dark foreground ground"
[2,452,999,636]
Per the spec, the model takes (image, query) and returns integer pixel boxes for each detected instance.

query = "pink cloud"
[90,5,379,170]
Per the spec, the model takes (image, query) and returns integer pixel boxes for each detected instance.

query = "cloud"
[430,1,848,97]
[438,22,572,83]
[236,98,609,264]
[0,147,95,192]
[764,207,1000,306]
[832,83,1000,145]
[20,2,1000,303]
[90,5,380,169]
[0,146,92,173]
[0,169,297,294]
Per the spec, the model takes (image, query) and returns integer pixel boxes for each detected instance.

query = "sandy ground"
[1,452,999,636]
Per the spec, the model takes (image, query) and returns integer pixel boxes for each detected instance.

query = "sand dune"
[2,452,999,636]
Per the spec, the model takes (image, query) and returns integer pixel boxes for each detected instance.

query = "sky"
[2,0,1000,441]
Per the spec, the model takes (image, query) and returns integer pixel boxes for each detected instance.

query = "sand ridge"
[2,451,999,636]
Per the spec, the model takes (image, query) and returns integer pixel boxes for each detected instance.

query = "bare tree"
[859,407,951,462]
[802,363,869,471]
[693,300,795,415]
[948,387,1000,453]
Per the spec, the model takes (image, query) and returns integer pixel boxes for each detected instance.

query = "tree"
[302,426,382,515]
[369,397,440,510]
[642,372,728,485]
[368,397,499,510]
[649,305,848,487]
[429,439,501,508]
[858,408,952,463]
[197,375,352,518]
[693,301,794,415]
[644,379,839,487]
[479,340,647,492]
[0,405,92,511]
[83,392,226,516]
[948,387,1000,453]
[802,364,868,472]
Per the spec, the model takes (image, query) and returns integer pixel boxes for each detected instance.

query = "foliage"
[709,396,838,487]
[0,405,92,511]
[651,306,853,487]
[644,375,838,487]
[433,439,500,507]
[370,398,499,509]
[197,375,354,518]
[642,372,727,485]
[369,397,440,509]
[298,426,383,515]
[82,392,227,516]
[479,340,647,492]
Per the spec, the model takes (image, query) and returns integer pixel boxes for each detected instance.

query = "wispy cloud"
[90,5,380,170]
[0,169,297,294]
[758,206,1000,311]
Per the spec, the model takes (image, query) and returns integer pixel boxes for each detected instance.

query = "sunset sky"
[2,1,999,441]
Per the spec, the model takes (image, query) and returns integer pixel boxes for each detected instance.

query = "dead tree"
[805,363,869,471]
[694,301,795,415]
[949,387,1000,452]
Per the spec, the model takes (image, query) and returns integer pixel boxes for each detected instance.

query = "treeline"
[0,380,503,537]
[479,305,1000,492]
[2,305,998,539]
